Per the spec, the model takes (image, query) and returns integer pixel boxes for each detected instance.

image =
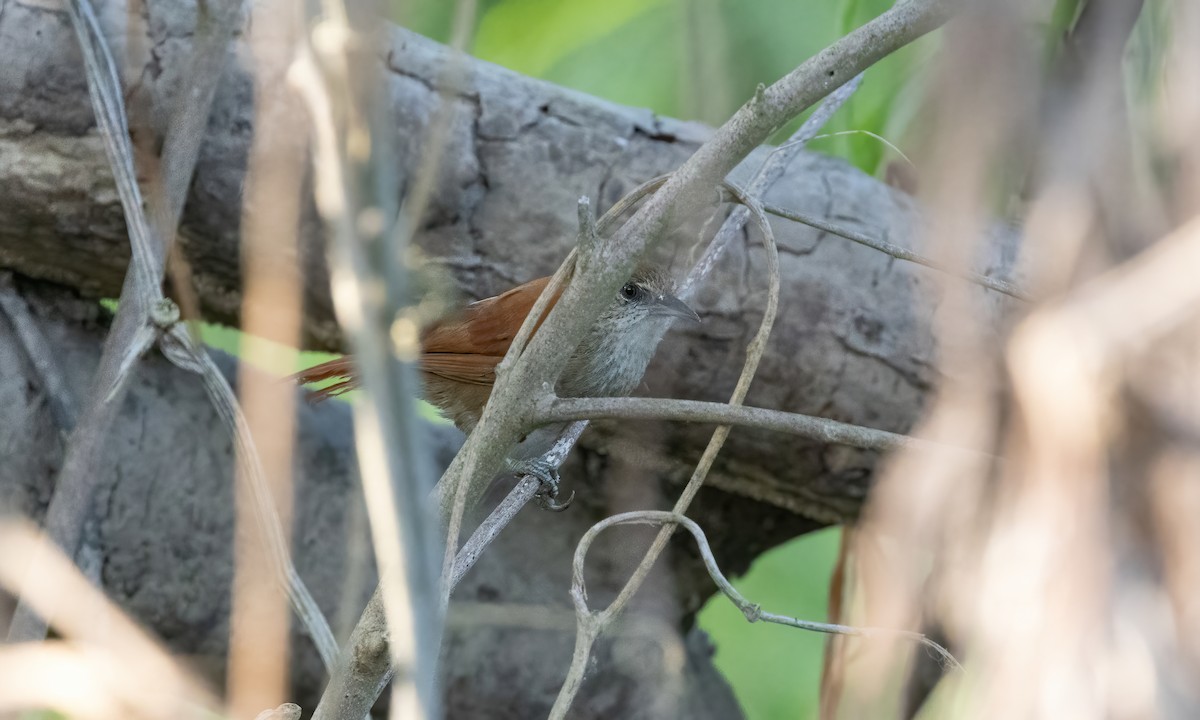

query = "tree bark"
[0,3,1018,717]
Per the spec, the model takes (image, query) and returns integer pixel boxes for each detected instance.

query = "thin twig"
[159,328,339,667]
[436,175,686,595]
[571,512,963,672]
[436,175,677,575]
[0,273,79,433]
[444,421,588,593]
[755,197,1029,300]
[447,476,540,592]
[681,73,863,298]
[538,396,927,452]
[432,173,674,527]
[301,0,445,717]
[439,199,603,605]
[437,252,578,595]
[436,253,577,614]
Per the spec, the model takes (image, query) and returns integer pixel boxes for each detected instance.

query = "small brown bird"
[293,265,700,437]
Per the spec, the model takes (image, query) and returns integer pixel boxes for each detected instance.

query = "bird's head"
[606,265,700,327]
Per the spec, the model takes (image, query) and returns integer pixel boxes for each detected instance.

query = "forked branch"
[571,512,962,670]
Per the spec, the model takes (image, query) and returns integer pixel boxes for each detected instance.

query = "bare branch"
[310,581,394,720]
[440,168,751,597]
[570,511,962,671]
[0,273,79,433]
[159,328,339,667]
[447,476,540,592]
[298,0,445,717]
[538,396,922,452]
[255,704,303,720]
[755,197,1029,300]
[436,176,675,585]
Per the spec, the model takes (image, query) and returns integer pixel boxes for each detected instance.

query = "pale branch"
[755,197,1028,300]
[788,73,867,148]
[538,396,917,452]
[437,234,580,603]
[549,180,782,719]
[300,0,443,717]
[445,421,587,594]
[158,327,339,667]
[447,476,540,593]
[433,175,670,525]
[436,177,673,587]
[0,273,80,433]
[255,704,303,720]
[438,193,627,604]
[310,582,394,720]
[437,221,581,614]
[146,0,245,238]
[571,511,962,672]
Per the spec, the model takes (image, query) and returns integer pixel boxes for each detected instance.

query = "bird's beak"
[653,293,701,323]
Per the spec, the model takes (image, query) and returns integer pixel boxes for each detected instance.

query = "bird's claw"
[535,484,574,512]
[507,458,574,512]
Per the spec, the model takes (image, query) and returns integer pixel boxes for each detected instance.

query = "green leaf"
[473,0,668,77]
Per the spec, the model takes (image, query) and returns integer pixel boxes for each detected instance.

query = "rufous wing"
[419,275,561,386]
[289,356,359,402]
[292,274,563,397]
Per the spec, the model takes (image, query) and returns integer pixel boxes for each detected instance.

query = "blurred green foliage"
[401,0,937,178]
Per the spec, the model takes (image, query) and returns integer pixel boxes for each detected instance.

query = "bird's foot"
[505,457,574,512]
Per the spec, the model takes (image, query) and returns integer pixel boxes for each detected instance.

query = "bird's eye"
[620,283,639,300]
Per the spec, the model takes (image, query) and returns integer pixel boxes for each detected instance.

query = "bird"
[293,264,699,456]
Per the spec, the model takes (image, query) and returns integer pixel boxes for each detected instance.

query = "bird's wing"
[293,274,562,396]
[421,275,559,356]
[289,356,359,402]
[420,353,502,386]
[419,274,561,385]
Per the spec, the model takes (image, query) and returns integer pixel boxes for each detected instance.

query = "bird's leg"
[503,457,574,511]
[502,421,588,512]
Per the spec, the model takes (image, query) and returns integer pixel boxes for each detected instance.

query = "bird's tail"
[290,356,358,402]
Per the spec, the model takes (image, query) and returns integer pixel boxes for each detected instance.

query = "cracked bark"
[0,5,1018,718]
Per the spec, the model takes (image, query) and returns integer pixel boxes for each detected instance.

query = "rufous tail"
[290,356,358,402]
